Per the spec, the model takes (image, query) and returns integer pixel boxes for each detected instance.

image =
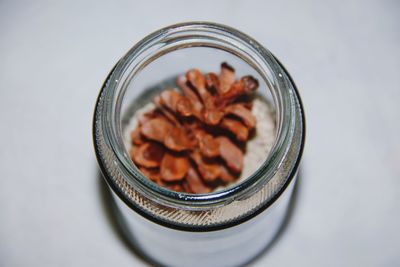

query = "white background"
[1,1,399,266]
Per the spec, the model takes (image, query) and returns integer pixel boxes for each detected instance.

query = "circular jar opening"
[93,22,304,229]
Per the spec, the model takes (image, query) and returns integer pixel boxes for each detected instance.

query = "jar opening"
[95,22,301,213]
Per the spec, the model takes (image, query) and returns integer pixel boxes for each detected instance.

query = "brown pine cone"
[130,62,259,194]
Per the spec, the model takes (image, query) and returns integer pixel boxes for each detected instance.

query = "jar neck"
[94,22,305,228]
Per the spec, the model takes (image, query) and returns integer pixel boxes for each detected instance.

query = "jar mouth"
[95,22,299,209]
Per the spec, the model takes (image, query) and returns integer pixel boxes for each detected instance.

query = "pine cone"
[130,62,259,194]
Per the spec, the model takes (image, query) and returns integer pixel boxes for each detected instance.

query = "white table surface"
[1,1,399,266]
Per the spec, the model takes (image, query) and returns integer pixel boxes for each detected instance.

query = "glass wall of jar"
[93,22,305,267]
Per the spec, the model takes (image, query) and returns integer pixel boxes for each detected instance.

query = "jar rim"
[93,21,305,228]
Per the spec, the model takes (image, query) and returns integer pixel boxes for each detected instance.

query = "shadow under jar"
[93,22,305,267]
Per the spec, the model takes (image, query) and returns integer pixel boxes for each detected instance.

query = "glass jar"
[93,22,305,267]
